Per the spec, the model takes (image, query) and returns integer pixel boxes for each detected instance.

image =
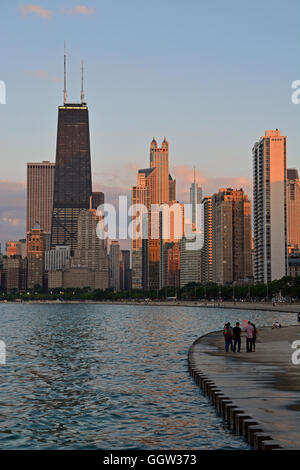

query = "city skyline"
[1,0,300,248]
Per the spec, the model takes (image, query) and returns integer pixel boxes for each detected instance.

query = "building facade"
[180,236,202,287]
[201,196,213,284]
[51,103,92,255]
[253,130,287,283]
[27,161,55,250]
[48,209,109,290]
[287,168,300,252]
[3,256,27,292]
[190,170,202,230]
[27,223,45,289]
[212,188,253,285]
[109,241,121,291]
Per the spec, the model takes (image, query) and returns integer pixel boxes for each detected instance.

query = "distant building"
[287,168,300,253]
[27,223,45,289]
[212,188,253,284]
[201,196,213,284]
[6,240,27,258]
[27,161,55,250]
[48,209,109,290]
[51,102,92,255]
[109,241,121,291]
[288,248,300,277]
[121,250,131,290]
[3,256,27,292]
[169,174,176,201]
[45,246,70,271]
[132,138,176,290]
[131,166,157,289]
[190,168,202,230]
[159,202,184,288]
[180,235,202,287]
[253,130,287,283]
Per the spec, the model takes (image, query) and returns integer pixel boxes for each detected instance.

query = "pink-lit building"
[253,130,287,283]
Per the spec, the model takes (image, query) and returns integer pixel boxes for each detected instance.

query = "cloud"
[172,165,253,202]
[18,4,52,19]
[25,70,60,83]
[63,5,95,16]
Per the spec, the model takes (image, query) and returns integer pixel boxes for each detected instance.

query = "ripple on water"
[0,303,296,449]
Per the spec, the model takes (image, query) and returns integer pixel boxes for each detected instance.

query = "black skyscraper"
[51,102,92,254]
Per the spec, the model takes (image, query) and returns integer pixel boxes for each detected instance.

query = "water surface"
[0,303,296,449]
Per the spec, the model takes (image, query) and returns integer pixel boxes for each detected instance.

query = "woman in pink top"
[245,321,254,352]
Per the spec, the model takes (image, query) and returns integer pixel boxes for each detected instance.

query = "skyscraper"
[253,130,287,283]
[132,138,176,290]
[159,202,184,288]
[180,236,202,287]
[169,174,176,201]
[27,161,55,249]
[27,223,45,289]
[149,137,169,204]
[212,188,253,284]
[131,167,157,289]
[121,250,131,290]
[190,168,202,230]
[201,196,213,284]
[51,48,92,255]
[109,241,121,291]
[287,168,300,252]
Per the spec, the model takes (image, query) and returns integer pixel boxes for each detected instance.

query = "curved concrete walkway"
[188,326,300,450]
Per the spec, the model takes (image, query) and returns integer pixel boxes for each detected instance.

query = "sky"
[0,0,299,249]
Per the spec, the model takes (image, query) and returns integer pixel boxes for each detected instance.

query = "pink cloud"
[64,5,95,16]
[172,165,253,202]
[18,4,52,18]
[25,70,60,83]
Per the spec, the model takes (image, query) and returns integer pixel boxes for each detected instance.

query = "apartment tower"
[287,168,300,252]
[253,130,287,283]
[27,161,55,250]
[212,188,253,284]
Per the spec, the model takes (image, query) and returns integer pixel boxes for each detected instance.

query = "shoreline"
[188,326,300,450]
[1,299,299,313]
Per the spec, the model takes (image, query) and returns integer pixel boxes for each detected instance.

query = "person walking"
[245,321,254,352]
[233,322,242,352]
[297,313,300,325]
[223,323,233,353]
[251,323,257,352]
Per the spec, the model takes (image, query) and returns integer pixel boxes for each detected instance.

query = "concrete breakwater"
[188,326,300,450]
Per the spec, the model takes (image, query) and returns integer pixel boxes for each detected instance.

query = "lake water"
[0,303,297,450]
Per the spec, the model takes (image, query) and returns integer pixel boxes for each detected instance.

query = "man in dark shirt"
[233,322,242,352]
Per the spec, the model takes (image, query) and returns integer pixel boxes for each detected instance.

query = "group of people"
[223,321,257,353]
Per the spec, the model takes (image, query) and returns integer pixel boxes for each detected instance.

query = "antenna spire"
[81,59,85,104]
[64,41,67,105]
[194,165,196,184]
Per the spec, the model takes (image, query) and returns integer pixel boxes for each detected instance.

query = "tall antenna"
[81,59,85,104]
[64,41,67,105]
[194,165,196,184]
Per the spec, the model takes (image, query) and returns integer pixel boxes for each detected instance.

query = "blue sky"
[0,0,299,247]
